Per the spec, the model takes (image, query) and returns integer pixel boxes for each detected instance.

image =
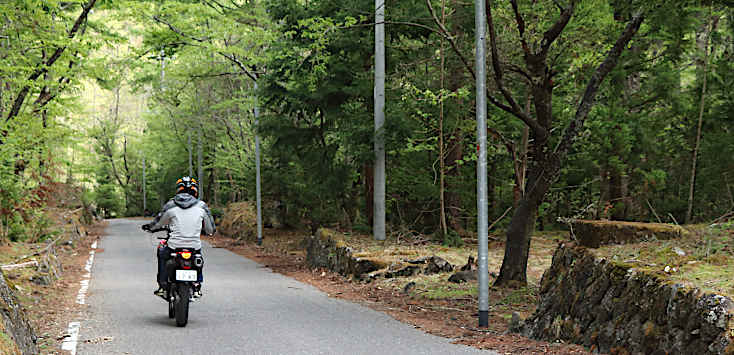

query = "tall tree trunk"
[494,162,549,286]
[495,201,536,285]
[513,94,531,207]
[438,0,448,237]
[488,158,496,219]
[210,146,218,206]
[490,6,645,286]
[0,80,4,121]
[227,170,235,202]
[686,12,718,224]
[609,166,625,220]
[443,0,468,236]
[442,137,466,233]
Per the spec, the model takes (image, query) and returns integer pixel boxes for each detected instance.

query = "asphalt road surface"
[77,219,492,355]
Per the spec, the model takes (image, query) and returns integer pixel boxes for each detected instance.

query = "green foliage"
[0,0,114,240]
[116,0,734,238]
[96,184,125,218]
[5,0,732,249]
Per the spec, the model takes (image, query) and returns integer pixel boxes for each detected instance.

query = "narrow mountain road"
[77,219,492,355]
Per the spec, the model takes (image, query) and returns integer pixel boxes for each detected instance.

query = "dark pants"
[157,245,203,287]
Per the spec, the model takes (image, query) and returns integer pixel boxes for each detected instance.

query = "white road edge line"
[61,321,80,355]
[77,251,95,304]
[64,240,97,355]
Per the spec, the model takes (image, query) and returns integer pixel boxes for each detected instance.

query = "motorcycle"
[149,226,203,327]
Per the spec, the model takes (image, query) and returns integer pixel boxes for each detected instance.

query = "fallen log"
[1,260,39,271]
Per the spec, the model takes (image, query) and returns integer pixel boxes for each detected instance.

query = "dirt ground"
[203,230,594,355]
[6,218,590,354]
[0,220,104,354]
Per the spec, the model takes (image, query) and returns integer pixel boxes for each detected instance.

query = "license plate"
[175,270,197,281]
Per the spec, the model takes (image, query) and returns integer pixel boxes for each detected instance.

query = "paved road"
[77,219,491,355]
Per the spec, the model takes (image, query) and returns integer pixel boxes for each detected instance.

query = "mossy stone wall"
[0,271,37,355]
[521,244,734,354]
[567,219,688,248]
[304,228,387,278]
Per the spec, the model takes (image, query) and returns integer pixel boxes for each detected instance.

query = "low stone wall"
[304,228,387,278]
[566,219,689,248]
[0,271,37,355]
[520,243,734,354]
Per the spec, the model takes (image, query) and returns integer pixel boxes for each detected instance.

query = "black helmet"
[176,176,198,198]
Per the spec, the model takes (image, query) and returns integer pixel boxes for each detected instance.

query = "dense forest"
[1,0,733,284]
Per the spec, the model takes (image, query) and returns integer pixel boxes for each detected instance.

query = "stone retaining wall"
[565,219,689,248]
[520,243,734,354]
[304,228,387,278]
[0,271,37,355]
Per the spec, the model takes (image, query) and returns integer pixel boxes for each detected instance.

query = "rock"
[405,256,430,265]
[508,312,524,333]
[30,276,51,286]
[460,256,476,271]
[403,281,416,294]
[448,270,477,283]
[405,255,454,274]
[384,264,421,278]
[424,256,453,274]
[352,258,387,276]
[0,270,38,355]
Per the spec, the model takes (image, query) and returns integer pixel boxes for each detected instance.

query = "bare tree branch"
[539,0,579,58]
[190,72,245,79]
[217,52,258,82]
[509,0,531,56]
[153,15,211,42]
[507,64,532,83]
[5,0,98,122]
[152,15,259,82]
[486,1,546,137]
[425,0,475,82]
[555,12,645,157]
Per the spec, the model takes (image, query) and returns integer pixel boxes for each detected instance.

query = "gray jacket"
[149,194,216,250]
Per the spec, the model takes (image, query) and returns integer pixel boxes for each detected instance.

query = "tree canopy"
[2,0,733,284]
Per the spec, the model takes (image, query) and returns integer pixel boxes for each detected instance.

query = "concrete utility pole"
[188,130,193,176]
[254,82,263,246]
[160,49,166,87]
[374,0,386,241]
[142,154,146,214]
[198,125,203,200]
[142,88,150,216]
[475,0,489,328]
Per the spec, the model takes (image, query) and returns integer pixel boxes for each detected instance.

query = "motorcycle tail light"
[181,251,192,259]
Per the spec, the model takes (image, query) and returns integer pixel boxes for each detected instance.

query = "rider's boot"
[192,282,202,299]
[154,285,168,300]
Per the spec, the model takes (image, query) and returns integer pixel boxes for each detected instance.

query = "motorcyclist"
[142,176,216,299]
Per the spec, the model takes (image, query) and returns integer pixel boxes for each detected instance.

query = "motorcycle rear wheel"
[174,283,190,327]
[168,297,175,319]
